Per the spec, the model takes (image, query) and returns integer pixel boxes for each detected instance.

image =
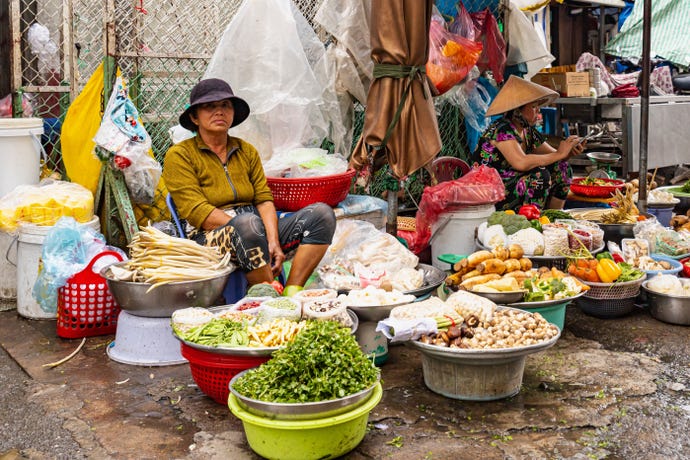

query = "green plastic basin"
[519,302,567,330]
[228,382,383,460]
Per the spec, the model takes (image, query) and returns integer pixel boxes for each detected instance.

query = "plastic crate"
[56,251,124,339]
[180,343,270,405]
[266,169,355,211]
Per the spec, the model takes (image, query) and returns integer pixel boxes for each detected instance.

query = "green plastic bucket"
[229,383,383,460]
[519,302,568,330]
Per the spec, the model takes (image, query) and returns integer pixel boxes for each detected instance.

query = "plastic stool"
[540,107,557,135]
[223,271,249,304]
[222,269,287,304]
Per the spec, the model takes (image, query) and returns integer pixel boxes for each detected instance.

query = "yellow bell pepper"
[539,215,550,225]
[504,210,515,215]
[596,258,622,283]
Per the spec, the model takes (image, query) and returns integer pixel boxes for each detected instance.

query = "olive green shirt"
[162,134,273,229]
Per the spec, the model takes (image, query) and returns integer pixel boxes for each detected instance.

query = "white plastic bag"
[204,0,333,161]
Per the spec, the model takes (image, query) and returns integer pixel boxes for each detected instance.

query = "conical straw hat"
[485,75,559,117]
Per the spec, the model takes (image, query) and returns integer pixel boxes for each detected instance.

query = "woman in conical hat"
[470,75,584,212]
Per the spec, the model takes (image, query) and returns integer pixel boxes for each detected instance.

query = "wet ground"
[0,303,688,460]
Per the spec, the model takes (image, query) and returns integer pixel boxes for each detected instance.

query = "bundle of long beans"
[124,226,233,289]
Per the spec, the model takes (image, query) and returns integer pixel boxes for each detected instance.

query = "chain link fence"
[8,0,502,215]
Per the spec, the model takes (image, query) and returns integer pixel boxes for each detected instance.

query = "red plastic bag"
[471,8,506,84]
[426,14,483,95]
[0,93,34,118]
[411,165,505,252]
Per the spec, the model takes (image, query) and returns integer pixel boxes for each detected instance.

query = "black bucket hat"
[178,78,250,132]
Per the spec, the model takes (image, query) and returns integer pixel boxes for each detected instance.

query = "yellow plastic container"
[228,383,382,460]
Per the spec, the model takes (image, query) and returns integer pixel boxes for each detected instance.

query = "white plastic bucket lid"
[0,117,44,136]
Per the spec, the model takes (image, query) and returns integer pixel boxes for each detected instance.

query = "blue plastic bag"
[32,217,106,313]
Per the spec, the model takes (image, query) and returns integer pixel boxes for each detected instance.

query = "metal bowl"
[641,280,690,325]
[346,298,416,322]
[101,263,234,317]
[469,290,526,305]
[404,264,446,297]
[586,152,621,164]
[654,185,690,215]
[229,369,380,420]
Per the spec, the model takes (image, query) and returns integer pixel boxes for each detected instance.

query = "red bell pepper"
[612,253,625,264]
[681,257,690,278]
[518,204,541,221]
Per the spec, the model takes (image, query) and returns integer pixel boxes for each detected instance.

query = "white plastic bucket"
[16,216,101,320]
[0,118,44,306]
[430,204,496,270]
[0,232,17,310]
[0,117,44,198]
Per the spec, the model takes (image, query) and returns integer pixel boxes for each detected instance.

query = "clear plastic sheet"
[204,0,343,159]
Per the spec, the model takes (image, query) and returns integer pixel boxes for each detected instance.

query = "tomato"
[681,257,690,278]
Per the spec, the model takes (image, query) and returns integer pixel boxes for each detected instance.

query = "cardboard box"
[531,72,590,97]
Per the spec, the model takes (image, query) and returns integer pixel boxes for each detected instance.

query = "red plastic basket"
[570,177,625,198]
[266,169,356,211]
[57,251,124,339]
[180,342,270,404]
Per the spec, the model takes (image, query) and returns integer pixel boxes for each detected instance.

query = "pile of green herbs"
[232,320,379,403]
[174,318,250,348]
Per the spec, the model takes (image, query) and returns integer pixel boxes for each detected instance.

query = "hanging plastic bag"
[93,76,160,204]
[471,8,507,84]
[0,93,34,117]
[32,217,107,313]
[449,1,479,41]
[426,13,483,95]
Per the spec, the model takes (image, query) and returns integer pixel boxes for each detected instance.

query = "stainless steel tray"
[407,307,561,360]
[173,309,358,356]
[507,291,585,308]
[229,370,380,420]
[474,239,604,260]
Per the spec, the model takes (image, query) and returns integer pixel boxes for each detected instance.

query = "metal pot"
[101,263,234,317]
[641,281,690,326]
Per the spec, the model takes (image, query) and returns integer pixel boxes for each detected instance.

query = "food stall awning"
[604,0,690,68]
[566,0,626,8]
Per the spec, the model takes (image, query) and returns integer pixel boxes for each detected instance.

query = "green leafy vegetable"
[617,263,645,282]
[175,318,250,347]
[541,209,572,222]
[232,320,379,403]
[681,179,690,194]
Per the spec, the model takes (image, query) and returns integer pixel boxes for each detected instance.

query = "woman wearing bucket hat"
[469,75,585,212]
[163,78,336,294]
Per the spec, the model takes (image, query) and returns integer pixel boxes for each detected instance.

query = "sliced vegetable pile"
[232,321,379,403]
[106,225,232,290]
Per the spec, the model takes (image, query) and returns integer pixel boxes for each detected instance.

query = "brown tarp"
[350,0,442,180]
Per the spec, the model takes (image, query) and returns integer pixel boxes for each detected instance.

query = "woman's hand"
[267,241,285,278]
[557,135,584,158]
